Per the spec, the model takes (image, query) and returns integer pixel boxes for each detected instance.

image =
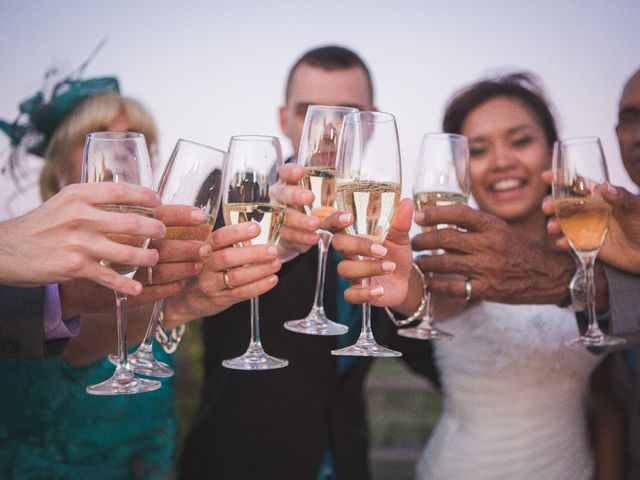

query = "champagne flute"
[124,139,227,377]
[331,111,403,357]
[284,105,357,336]
[221,135,288,370]
[83,132,161,395]
[400,133,470,340]
[552,136,625,348]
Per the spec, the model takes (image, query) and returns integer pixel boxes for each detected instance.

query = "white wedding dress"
[415,301,601,480]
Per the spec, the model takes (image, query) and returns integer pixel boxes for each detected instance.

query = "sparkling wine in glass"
[124,139,227,377]
[401,133,470,340]
[221,135,288,370]
[331,111,403,357]
[83,132,161,395]
[552,136,625,348]
[284,105,357,336]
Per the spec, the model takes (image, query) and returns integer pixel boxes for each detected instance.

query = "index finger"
[209,222,261,250]
[154,204,210,227]
[414,204,499,233]
[67,183,161,208]
[278,163,305,184]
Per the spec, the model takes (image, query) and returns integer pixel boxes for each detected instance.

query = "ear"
[279,105,289,136]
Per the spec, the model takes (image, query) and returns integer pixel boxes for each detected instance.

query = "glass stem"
[583,255,604,338]
[311,232,332,313]
[359,277,374,341]
[250,297,261,347]
[115,291,130,372]
[138,299,164,354]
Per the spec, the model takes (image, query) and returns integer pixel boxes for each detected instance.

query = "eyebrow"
[293,101,368,111]
[619,106,640,116]
[468,124,535,143]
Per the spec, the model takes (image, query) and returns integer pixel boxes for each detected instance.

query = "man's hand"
[162,222,282,328]
[412,204,584,306]
[0,183,165,295]
[269,164,320,258]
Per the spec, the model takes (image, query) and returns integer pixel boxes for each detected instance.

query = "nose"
[489,143,517,170]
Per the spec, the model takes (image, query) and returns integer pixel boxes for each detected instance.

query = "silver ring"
[223,270,234,290]
[464,279,472,302]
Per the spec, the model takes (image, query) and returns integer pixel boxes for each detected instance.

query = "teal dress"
[0,345,175,480]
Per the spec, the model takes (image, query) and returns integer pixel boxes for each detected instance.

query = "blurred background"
[1,1,638,477]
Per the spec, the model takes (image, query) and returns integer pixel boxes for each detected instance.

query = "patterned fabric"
[0,345,175,479]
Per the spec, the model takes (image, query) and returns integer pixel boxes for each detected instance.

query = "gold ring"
[147,267,153,286]
[223,270,234,290]
[464,279,472,302]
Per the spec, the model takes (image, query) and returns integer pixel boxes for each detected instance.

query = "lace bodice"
[416,301,602,480]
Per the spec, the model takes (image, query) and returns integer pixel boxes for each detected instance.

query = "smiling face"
[462,96,551,225]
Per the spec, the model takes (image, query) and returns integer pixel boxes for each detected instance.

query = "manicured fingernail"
[199,245,212,258]
[248,223,260,234]
[370,286,384,296]
[414,211,425,223]
[267,246,278,256]
[191,209,207,222]
[606,182,618,195]
[339,213,352,223]
[381,261,396,272]
[370,244,387,256]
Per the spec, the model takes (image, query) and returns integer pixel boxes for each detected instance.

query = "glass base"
[284,311,348,336]
[86,369,161,395]
[332,339,402,357]
[109,352,174,378]
[565,334,626,348]
[397,324,453,340]
[222,344,288,371]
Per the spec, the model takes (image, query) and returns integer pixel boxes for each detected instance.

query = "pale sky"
[1,0,639,218]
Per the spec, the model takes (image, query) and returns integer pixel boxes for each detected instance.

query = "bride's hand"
[329,198,417,308]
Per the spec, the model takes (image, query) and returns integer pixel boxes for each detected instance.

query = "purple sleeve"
[43,284,80,340]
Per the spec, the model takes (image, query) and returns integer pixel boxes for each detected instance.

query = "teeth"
[492,179,521,191]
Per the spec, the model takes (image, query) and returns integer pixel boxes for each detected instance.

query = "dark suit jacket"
[179,246,438,480]
[604,266,640,479]
[0,285,67,358]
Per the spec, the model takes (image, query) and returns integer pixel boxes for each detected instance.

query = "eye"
[512,136,532,148]
[469,147,486,157]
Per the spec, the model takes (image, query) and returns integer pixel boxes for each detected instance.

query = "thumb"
[386,198,413,243]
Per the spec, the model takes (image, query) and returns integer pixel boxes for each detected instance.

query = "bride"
[331,73,605,479]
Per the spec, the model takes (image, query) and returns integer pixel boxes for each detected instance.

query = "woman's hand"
[330,198,420,311]
[162,222,282,328]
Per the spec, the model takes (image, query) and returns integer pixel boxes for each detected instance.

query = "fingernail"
[370,286,384,296]
[199,245,212,258]
[267,246,278,256]
[301,191,314,203]
[606,182,618,195]
[154,192,161,204]
[307,217,321,229]
[248,223,260,234]
[191,209,207,222]
[370,244,387,256]
[381,261,396,272]
[194,262,203,273]
[133,282,143,294]
[272,259,281,269]
[152,250,160,264]
[339,213,353,223]
[268,275,278,284]
[414,211,425,223]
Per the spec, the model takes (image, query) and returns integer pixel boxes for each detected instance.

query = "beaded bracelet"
[385,263,428,327]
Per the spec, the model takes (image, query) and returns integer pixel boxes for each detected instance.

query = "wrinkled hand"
[331,198,416,308]
[413,204,578,306]
[162,222,282,328]
[0,183,165,294]
[269,163,320,258]
[59,203,214,318]
[543,176,640,274]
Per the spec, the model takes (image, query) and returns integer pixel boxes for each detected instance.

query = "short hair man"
[179,45,436,480]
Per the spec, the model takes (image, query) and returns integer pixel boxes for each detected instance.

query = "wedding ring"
[464,279,472,302]
[222,270,234,290]
[147,267,153,286]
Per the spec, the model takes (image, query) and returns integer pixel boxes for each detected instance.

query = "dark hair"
[284,45,374,104]
[442,72,558,148]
